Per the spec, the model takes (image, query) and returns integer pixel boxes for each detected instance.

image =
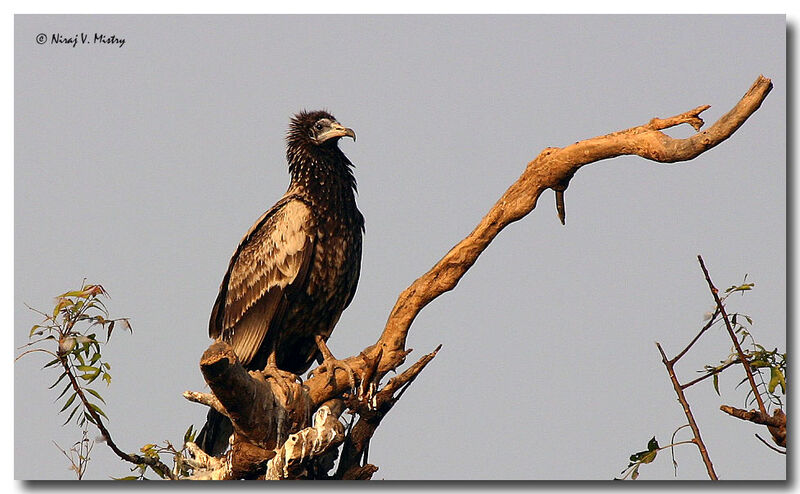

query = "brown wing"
[209,197,315,367]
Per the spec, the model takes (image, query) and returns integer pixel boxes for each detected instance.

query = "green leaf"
[59,392,77,412]
[79,371,101,383]
[640,450,658,464]
[29,324,42,337]
[88,402,108,420]
[769,367,786,394]
[184,425,194,444]
[85,387,106,404]
[53,297,73,318]
[60,392,77,413]
[76,365,99,373]
[61,289,91,299]
[647,436,659,451]
[713,373,720,395]
[43,357,61,369]
[55,381,73,401]
[48,371,69,390]
[63,404,81,426]
[726,282,755,293]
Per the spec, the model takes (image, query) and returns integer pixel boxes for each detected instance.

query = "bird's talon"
[312,335,357,391]
[311,357,357,392]
[261,365,300,405]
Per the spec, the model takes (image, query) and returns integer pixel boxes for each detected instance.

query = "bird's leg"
[308,335,357,392]
[260,352,302,405]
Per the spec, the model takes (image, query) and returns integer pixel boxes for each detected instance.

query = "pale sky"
[14,14,785,481]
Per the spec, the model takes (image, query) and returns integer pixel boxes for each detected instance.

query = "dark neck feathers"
[285,140,362,229]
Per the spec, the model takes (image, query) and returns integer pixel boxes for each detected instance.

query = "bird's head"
[287,110,356,149]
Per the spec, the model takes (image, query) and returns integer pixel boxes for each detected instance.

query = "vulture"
[196,110,364,455]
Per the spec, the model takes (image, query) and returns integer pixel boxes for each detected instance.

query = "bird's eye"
[314,123,323,131]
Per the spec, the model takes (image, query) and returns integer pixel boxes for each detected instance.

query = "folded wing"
[209,197,315,367]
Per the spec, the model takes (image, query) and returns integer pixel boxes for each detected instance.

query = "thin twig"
[754,434,787,455]
[58,352,177,479]
[670,424,692,476]
[671,308,721,364]
[680,360,738,390]
[656,342,718,480]
[14,347,58,362]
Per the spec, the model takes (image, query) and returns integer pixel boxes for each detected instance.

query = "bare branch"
[680,359,738,390]
[182,391,226,416]
[197,341,309,451]
[671,308,721,365]
[301,76,774,411]
[755,434,787,455]
[335,345,441,480]
[720,406,786,448]
[184,442,231,480]
[656,342,718,480]
[374,75,773,367]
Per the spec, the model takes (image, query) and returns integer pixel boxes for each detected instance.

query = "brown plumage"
[197,110,363,455]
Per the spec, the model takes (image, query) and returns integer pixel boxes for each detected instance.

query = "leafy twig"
[697,255,767,415]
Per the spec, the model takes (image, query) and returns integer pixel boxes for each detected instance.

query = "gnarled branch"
[265,400,346,480]
[300,75,773,407]
[185,75,773,479]
[720,406,786,448]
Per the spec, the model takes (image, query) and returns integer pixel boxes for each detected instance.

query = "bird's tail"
[196,408,234,457]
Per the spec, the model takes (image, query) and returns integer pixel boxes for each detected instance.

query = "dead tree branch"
[301,75,774,410]
[185,75,773,479]
[720,406,786,448]
[755,434,787,455]
[188,341,312,479]
[335,345,441,480]
[370,75,773,374]
[265,400,346,480]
